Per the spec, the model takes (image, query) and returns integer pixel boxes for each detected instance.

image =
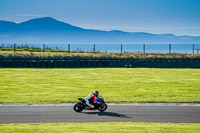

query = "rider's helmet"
[94,91,99,96]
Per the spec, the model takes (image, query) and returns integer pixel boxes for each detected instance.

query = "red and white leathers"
[85,93,97,109]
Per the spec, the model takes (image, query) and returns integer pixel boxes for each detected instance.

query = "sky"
[0,0,200,36]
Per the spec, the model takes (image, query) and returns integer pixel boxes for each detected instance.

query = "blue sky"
[0,0,200,36]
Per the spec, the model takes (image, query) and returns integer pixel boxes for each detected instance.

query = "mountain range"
[0,17,200,44]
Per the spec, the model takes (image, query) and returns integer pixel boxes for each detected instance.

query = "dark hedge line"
[0,59,200,68]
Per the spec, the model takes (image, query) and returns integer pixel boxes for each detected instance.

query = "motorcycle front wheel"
[73,103,84,112]
[98,104,107,112]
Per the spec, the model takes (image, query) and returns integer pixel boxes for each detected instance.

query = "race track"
[0,105,200,124]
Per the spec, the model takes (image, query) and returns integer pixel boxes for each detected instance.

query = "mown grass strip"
[0,122,200,133]
[0,68,200,103]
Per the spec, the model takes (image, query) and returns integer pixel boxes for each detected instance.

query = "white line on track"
[0,103,200,106]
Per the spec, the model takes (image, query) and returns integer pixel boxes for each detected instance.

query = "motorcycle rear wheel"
[73,103,84,112]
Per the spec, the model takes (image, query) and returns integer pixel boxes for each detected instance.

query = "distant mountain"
[0,17,200,44]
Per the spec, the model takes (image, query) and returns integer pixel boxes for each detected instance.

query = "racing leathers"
[85,93,97,109]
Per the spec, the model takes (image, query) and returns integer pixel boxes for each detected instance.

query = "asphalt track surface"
[0,105,200,124]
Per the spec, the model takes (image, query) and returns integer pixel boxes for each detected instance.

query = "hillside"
[0,17,200,44]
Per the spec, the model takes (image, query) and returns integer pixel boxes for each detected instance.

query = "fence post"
[143,44,145,54]
[169,44,171,54]
[193,44,195,54]
[43,44,45,54]
[93,44,96,53]
[14,43,16,53]
[68,44,70,53]
[121,44,123,53]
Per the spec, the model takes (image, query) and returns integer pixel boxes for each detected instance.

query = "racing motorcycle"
[73,96,107,112]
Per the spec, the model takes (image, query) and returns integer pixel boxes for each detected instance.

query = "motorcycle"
[73,96,107,112]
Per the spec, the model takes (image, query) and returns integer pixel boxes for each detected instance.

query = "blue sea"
[3,44,200,53]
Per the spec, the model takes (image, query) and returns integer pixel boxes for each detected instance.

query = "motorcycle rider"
[85,91,100,109]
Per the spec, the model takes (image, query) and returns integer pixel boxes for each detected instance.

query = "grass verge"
[0,68,200,103]
[1,51,200,60]
[0,122,200,133]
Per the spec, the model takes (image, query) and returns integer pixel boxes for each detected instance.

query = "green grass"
[0,68,200,103]
[0,122,200,133]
